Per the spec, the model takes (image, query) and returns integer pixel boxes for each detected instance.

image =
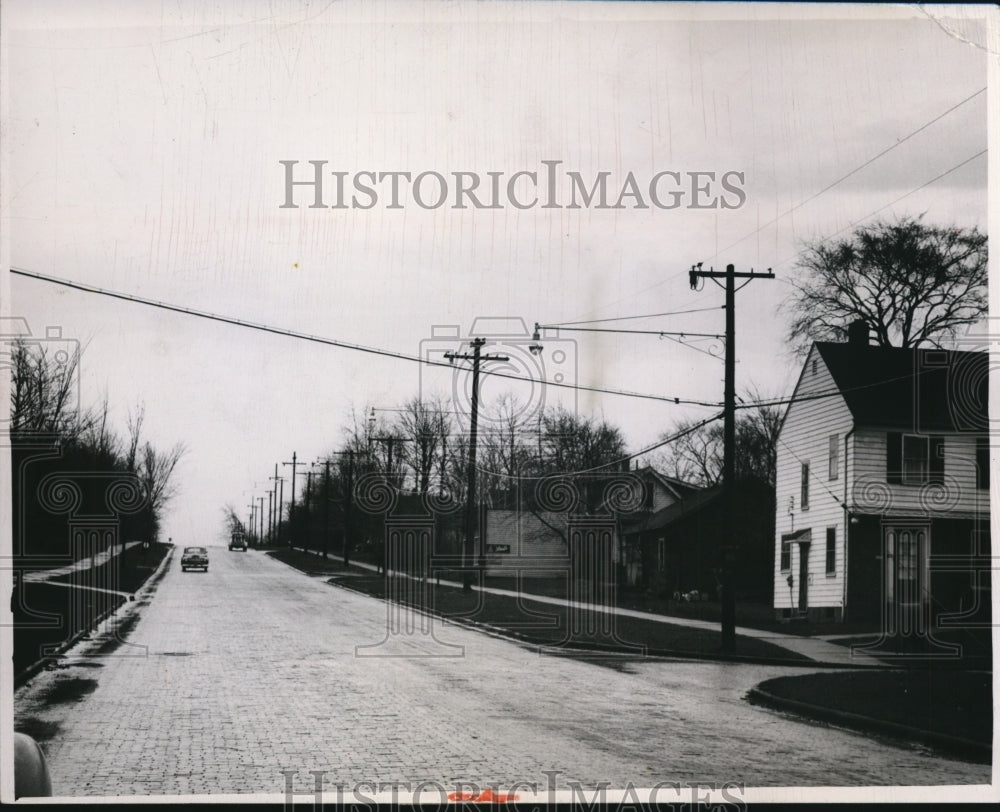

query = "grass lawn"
[828,627,992,670]
[269,548,812,662]
[49,541,171,594]
[752,670,992,757]
[13,542,171,677]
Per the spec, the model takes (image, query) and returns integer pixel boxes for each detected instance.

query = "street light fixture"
[530,323,543,356]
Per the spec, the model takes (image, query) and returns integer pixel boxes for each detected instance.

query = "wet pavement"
[14,546,991,799]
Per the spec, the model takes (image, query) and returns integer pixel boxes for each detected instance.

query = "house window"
[825,527,836,575]
[977,437,990,490]
[902,435,929,485]
[780,539,791,571]
[897,534,918,581]
[887,432,944,485]
[828,434,839,481]
[800,462,810,509]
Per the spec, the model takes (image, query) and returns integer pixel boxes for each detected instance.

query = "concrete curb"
[746,684,991,763]
[14,546,175,690]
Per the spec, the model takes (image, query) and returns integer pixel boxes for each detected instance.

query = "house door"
[884,525,930,634]
[798,542,810,613]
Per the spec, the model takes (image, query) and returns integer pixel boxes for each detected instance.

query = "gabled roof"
[588,465,701,513]
[813,342,987,433]
[637,465,702,500]
[625,477,772,534]
[634,484,723,532]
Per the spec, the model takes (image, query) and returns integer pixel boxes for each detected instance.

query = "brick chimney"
[847,319,869,347]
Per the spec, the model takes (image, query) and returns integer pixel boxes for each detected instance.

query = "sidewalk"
[309,552,886,667]
[21,541,144,583]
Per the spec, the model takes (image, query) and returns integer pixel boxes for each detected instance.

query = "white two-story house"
[773,321,990,625]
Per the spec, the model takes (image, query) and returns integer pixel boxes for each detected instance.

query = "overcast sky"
[2,1,991,545]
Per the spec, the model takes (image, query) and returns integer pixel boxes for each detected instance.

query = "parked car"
[14,732,52,797]
[181,546,209,572]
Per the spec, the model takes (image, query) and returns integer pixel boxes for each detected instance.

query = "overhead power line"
[476,410,726,480]
[706,87,988,264]
[771,149,988,277]
[9,266,722,408]
[563,85,987,323]
[544,305,723,327]
[537,324,723,339]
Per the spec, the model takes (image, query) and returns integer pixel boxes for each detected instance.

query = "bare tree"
[479,394,538,507]
[540,407,627,474]
[783,217,987,355]
[80,395,121,466]
[654,417,723,486]
[8,338,83,438]
[396,396,451,494]
[222,503,244,536]
[137,441,186,541]
[125,403,145,472]
[654,391,783,487]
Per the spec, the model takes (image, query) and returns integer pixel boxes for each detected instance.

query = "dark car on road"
[181,546,209,572]
[228,531,247,551]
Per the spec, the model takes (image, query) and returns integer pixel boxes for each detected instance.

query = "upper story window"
[801,462,810,509]
[887,432,944,486]
[828,434,839,480]
[902,435,929,485]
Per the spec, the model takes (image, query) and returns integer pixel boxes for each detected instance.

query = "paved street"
[15,546,990,798]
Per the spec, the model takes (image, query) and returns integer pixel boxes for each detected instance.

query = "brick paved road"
[14,547,990,798]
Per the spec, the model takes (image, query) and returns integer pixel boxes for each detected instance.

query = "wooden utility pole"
[270,465,284,546]
[267,491,274,545]
[689,262,774,652]
[445,338,509,591]
[321,459,331,559]
[343,450,354,568]
[283,452,301,550]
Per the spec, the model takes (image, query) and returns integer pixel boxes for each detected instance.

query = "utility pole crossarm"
[689,263,774,284]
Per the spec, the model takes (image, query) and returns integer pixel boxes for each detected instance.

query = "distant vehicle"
[229,529,247,551]
[181,546,209,572]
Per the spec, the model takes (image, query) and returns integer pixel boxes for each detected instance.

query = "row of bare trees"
[9,338,185,557]
[246,394,630,562]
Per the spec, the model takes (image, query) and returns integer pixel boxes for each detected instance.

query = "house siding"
[851,430,989,519]
[774,345,854,614]
[483,510,569,577]
[650,486,678,513]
